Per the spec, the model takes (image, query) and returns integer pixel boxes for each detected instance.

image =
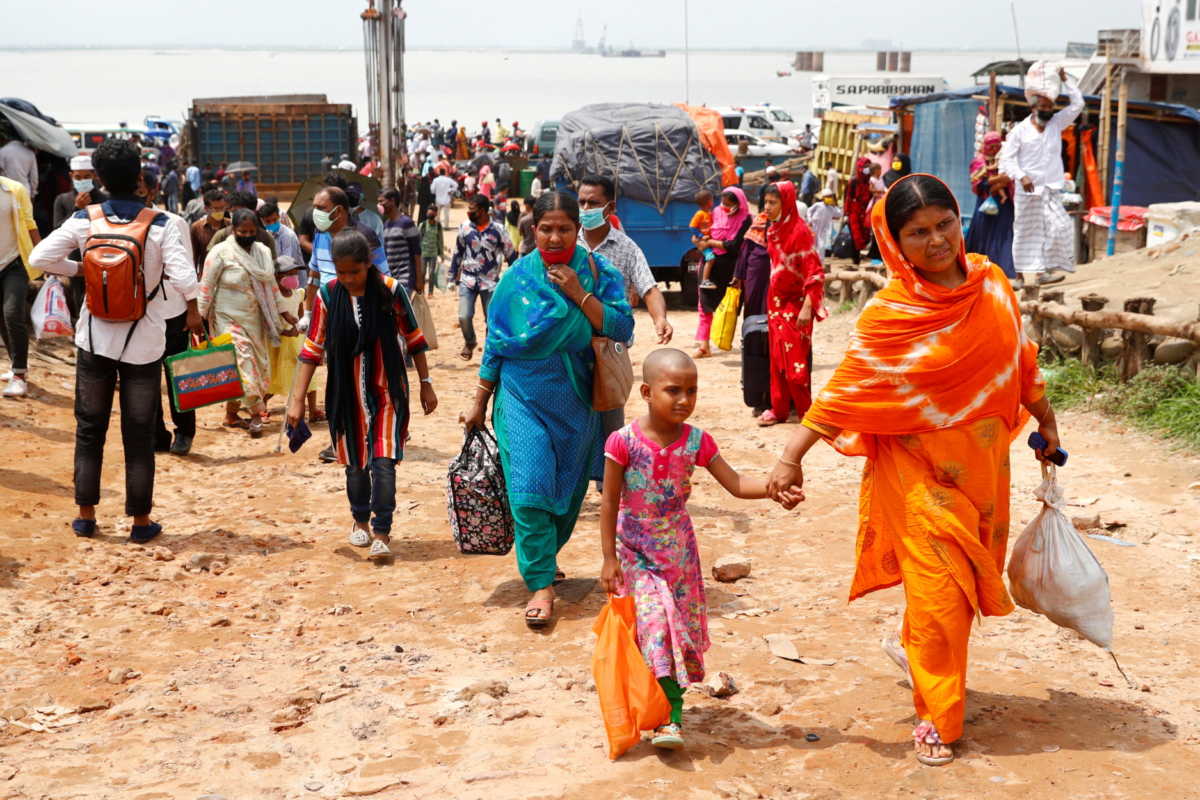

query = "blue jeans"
[345,457,397,535]
[457,284,493,351]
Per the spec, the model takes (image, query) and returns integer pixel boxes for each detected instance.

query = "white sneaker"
[3,376,27,398]
[882,632,912,682]
[367,538,392,560]
[0,370,11,381]
[348,526,370,547]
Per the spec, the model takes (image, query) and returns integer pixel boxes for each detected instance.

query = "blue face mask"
[266,221,281,234]
[73,178,94,194]
[579,206,607,231]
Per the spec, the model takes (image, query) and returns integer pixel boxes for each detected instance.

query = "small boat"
[776,70,793,77]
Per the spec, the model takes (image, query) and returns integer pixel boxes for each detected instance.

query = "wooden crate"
[813,109,893,202]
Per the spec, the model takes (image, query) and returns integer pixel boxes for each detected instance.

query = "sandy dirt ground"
[1,228,1199,800]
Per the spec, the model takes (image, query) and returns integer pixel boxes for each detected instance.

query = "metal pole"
[683,0,690,104]
[395,1,407,195]
[1105,71,1128,257]
[379,0,393,188]
[1010,1,1023,60]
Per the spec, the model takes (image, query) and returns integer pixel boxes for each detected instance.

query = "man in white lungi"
[999,66,1083,286]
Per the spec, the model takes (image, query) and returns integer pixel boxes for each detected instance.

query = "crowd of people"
[0,90,1074,766]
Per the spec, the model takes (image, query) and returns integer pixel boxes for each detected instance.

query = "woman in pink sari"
[693,186,751,358]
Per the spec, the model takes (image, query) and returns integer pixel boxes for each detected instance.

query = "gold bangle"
[579,292,594,308]
[477,383,492,394]
[778,457,803,468]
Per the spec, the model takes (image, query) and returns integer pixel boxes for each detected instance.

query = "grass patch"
[834,300,856,314]
[1040,356,1200,449]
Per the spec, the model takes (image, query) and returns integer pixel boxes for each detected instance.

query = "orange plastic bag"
[591,594,671,760]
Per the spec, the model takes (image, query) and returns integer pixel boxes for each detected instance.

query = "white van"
[713,107,782,142]
[743,105,806,141]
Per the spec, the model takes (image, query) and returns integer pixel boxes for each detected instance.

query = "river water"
[7,47,1059,132]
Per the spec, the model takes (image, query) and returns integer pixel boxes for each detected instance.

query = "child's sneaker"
[651,723,684,750]
[698,279,718,290]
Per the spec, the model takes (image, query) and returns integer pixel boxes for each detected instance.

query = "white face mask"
[313,207,335,232]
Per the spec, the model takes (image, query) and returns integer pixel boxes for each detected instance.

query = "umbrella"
[0,102,77,159]
[288,169,382,229]
[224,161,257,174]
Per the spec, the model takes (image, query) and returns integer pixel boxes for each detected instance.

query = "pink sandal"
[913,721,954,766]
[757,411,781,427]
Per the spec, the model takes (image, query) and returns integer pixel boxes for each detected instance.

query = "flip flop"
[757,411,780,427]
[223,417,249,430]
[524,598,554,630]
[553,569,566,584]
[459,348,474,361]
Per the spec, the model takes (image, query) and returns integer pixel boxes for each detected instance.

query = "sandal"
[651,723,685,750]
[260,409,271,424]
[692,346,711,360]
[882,632,912,682]
[459,347,474,362]
[223,416,249,430]
[553,569,566,584]
[524,596,554,630]
[913,721,954,766]
[757,411,780,427]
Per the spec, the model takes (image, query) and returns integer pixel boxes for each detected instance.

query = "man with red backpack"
[29,138,203,544]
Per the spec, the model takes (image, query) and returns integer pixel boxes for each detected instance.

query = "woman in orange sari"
[767,174,1063,766]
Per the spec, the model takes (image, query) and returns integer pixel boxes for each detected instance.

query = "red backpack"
[81,205,157,322]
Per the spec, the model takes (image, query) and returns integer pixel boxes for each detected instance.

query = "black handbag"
[832,224,857,260]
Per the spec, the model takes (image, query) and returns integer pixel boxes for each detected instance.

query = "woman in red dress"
[843,156,874,265]
[758,180,826,427]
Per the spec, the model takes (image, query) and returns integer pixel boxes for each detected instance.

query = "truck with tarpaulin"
[549,102,736,305]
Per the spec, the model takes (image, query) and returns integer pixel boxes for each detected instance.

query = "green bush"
[1040,356,1200,449]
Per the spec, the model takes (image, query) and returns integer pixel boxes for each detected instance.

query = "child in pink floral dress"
[599,348,787,750]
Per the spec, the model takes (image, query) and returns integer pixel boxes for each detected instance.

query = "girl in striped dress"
[287,229,439,560]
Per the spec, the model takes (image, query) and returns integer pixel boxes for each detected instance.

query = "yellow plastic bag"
[194,331,233,349]
[709,286,741,351]
[591,595,671,760]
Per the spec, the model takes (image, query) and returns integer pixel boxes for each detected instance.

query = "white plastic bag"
[1007,464,1114,649]
[31,276,74,340]
[1024,60,1062,106]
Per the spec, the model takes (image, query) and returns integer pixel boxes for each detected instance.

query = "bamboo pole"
[988,72,999,131]
[831,269,888,289]
[1098,60,1113,199]
[1018,300,1200,344]
[1106,72,1129,257]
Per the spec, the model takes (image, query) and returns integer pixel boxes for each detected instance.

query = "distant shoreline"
[0,45,1064,55]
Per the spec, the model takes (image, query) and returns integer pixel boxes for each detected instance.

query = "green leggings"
[658,677,684,725]
[511,474,591,592]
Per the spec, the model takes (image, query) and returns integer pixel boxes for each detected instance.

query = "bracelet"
[420,377,433,384]
[778,457,803,468]
[477,383,493,394]
[579,292,594,308]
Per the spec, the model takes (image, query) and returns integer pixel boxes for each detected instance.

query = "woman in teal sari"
[460,191,634,629]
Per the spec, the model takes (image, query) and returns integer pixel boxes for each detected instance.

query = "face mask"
[1036,109,1055,123]
[73,178,94,193]
[209,209,225,222]
[235,234,257,250]
[280,274,301,291]
[892,161,903,172]
[862,168,871,175]
[823,197,834,205]
[313,208,334,232]
[539,245,574,265]
[579,206,607,230]
[266,221,281,234]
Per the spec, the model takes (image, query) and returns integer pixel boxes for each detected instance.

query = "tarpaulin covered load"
[550,103,723,212]
[0,100,78,159]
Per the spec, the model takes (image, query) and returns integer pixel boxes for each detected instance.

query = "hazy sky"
[4,0,1141,50]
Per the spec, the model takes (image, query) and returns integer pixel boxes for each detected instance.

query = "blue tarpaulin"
[1108,117,1200,206]
[909,99,978,219]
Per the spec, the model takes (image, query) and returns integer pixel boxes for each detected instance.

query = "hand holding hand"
[767,459,804,503]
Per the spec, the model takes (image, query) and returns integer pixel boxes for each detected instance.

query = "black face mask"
[1036,109,1055,123]
[235,234,257,250]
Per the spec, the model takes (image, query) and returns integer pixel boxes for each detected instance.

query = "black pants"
[74,347,159,516]
[154,313,196,441]
[0,257,29,373]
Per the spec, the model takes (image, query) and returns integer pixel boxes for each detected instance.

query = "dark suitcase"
[741,314,771,410]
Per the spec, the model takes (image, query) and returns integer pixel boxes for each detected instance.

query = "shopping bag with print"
[446,426,514,555]
[165,337,245,413]
[592,594,671,760]
[31,276,74,340]
[709,285,741,351]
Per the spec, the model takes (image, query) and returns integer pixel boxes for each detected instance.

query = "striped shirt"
[299,275,429,468]
[382,214,421,290]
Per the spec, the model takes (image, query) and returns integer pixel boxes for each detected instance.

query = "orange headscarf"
[803,174,1043,457]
